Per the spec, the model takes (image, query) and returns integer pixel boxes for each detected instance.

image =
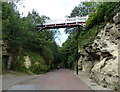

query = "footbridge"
[36,16,88,31]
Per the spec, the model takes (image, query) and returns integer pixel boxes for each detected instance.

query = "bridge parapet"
[44,16,88,25]
[36,16,88,31]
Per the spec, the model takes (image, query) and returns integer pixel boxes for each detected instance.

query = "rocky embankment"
[78,13,120,89]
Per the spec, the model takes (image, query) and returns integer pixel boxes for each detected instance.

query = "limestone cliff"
[78,13,120,89]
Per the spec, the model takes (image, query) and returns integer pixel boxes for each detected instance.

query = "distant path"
[17,69,92,90]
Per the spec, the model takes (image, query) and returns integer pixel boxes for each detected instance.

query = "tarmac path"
[15,69,92,90]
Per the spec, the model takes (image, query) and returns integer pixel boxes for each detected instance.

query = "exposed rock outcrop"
[78,13,120,89]
[2,40,11,70]
[24,56,31,69]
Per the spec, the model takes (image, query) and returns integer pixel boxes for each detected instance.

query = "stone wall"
[2,40,11,70]
[78,13,120,89]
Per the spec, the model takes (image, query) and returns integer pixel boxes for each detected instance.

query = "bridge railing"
[44,16,88,25]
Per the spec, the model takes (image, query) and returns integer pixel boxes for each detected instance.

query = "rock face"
[24,56,31,69]
[78,13,120,89]
[2,40,11,70]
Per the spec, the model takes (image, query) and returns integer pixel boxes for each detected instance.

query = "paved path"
[2,72,39,90]
[14,69,92,90]
[74,71,113,91]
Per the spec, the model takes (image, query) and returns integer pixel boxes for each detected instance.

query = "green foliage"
[2,2,23,47]
[2,2,60,73]
[85,2,120,29]
[26,51,48,74]
[57,2,120,70]
[78,25,99,49]
[62,2,120,69]
[3,1,119,74]
[60,26,99,69]
[16,50,50,74]
[70,2,97,17]
[60,31,79,69]
[17,58,28,73]
[65,2,97,34]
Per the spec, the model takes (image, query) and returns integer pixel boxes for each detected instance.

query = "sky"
[16,0,85,46]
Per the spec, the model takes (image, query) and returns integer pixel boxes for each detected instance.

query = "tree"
[60,30,79,69]
[65,2,97,34]
[2,2,60,73]
[70,2,97,17]
[85,2,120,29]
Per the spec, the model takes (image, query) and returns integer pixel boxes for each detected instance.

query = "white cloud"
[16,0,84,46]
[17,0,83,18]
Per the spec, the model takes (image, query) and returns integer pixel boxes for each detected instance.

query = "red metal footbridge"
[36,16,88,31]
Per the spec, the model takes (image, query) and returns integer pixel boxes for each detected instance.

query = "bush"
[17,50,49,74]
[78,25,99,49]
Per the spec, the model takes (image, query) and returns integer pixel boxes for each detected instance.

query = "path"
[2,71,39,90]
[74,71,113,91]
[18,69,92,90]
[3,69,92,90]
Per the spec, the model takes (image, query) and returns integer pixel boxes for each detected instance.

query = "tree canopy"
[70,2,97,17]
[2,2,60,73]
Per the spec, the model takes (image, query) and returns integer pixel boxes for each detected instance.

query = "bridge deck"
[36,16,88,31]
[37,22,85,30]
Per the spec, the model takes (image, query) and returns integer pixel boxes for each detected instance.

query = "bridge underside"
[37,22,85,31]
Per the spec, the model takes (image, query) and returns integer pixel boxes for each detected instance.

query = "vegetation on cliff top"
[2,2,60,74]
